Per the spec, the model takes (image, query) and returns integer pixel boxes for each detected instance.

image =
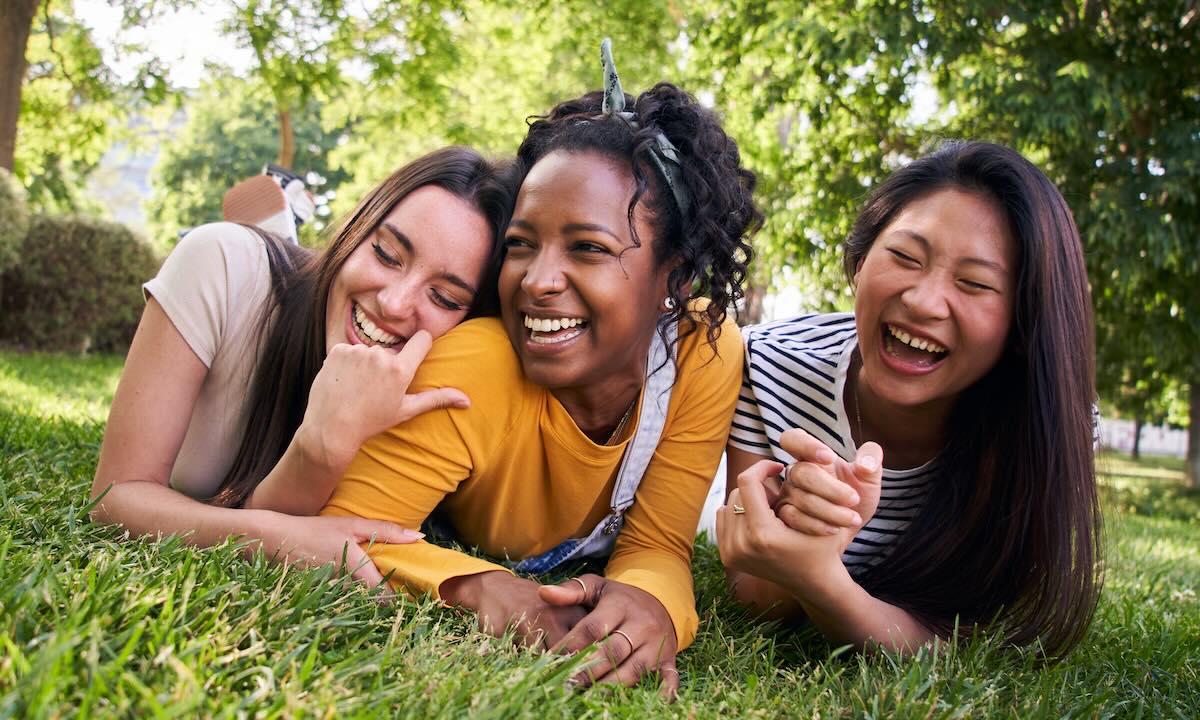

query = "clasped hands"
[441,571,679,697]
[717,428,884,592]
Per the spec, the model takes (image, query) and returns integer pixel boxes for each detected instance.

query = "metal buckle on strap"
[603,514,622,535]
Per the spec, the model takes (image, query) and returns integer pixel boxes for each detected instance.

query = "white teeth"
[887,324,946,354]
[354,304,400,345]
[523,315,585,333]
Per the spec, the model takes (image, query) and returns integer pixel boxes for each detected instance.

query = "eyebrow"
[509,219,623,243]
[381,222,477,295]
[890,229,1008,273]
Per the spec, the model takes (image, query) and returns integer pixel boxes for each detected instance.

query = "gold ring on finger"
[571,577,588,595]
[731,504,746,515]
[611,629,635,652]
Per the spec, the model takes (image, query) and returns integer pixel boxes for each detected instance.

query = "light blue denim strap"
[512,322,679,573]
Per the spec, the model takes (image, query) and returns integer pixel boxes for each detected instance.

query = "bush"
[0,214,160,353]
[0,168,29,276]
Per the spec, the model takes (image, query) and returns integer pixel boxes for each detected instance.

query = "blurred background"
[0,0,1196,480]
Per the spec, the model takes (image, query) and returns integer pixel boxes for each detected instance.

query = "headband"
[599,38,692,219]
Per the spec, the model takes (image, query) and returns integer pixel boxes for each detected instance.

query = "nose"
[519,248,567,299]
[377,275,420,322]
[900,273,951,321]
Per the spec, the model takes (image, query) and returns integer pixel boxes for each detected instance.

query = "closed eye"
[372,241,402,268]
[430,288,466,312]
[887,248,919,265]
[960,279,999,293]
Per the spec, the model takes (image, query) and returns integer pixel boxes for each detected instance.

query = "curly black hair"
[514,83,761,352]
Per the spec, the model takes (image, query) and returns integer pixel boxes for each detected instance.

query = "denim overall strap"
[510,322,678,574]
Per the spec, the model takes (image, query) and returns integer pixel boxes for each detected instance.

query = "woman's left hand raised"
[717,460,848,593]
[538,575,680,699]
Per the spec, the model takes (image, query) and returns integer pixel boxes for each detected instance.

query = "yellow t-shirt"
[321,314,743,650]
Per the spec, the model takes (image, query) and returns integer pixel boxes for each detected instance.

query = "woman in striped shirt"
[718,141,1101,658]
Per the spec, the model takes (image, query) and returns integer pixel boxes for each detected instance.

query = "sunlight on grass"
[0,352,123,424]
[1,352,1198,717]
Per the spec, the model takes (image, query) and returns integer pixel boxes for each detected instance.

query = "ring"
[570,577,588,595]
[611,629,635,652]
[731,504,746,515]
[783,462,796,481]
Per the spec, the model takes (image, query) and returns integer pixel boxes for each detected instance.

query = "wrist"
[295,422,357,472]
[783,558,856,608]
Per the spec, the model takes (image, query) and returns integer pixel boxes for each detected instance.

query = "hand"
[539,575,680,699]
[256,512,423,591]
[440,571,588,649]
[717,460,846,594]
[774,428,883,554]
[300,331,469,468]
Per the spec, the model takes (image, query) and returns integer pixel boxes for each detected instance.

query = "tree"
[146,75,349,247]
[323,0,683,214]
[0,0,42,173]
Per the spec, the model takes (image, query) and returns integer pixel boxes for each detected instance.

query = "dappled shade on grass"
[1,351,1197,717]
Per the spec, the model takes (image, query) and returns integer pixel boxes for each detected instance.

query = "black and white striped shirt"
[729,313,936,575]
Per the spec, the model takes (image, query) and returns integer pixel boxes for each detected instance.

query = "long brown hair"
[843,141,1102,657]
[211,147,517,507]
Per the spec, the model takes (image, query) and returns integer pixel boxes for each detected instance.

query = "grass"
[1,350,1198,718]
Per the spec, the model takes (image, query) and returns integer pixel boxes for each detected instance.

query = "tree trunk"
[1132,416,1143,460]
[1187,380,1199,488]
[276,106,294,170]
[0,0,41,171]
[740,283,766,326]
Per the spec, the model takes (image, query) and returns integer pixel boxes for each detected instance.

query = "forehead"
[377,184,491,267]
[516,150,636,221]
[881,188,1017,267]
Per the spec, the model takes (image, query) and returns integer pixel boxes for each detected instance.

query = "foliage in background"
[146,74,349,249]
[322,0,683,214]
[15,1,124,212]
[0,169,29,277]
[0,214,159,353]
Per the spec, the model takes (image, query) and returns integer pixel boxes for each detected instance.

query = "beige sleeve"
[142,223,265,368]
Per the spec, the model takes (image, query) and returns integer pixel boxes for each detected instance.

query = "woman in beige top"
[90,147,517,585]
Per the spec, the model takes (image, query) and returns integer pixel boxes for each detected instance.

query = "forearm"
[783,563,935,653]
[726,568,805,621]
[90,480,284,557]
[243,424,353,515]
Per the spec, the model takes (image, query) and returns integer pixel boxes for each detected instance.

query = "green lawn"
[1,351,1197,718]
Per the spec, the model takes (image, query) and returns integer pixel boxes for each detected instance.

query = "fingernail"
[816,448,836,464]
[858,455,878,472]
[401,530,425,540]
[850,514,862,526]
[848,492,860,505]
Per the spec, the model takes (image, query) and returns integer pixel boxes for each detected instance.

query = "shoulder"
[675,304,743,374]
[411,317,525,396]
[743,312,856,369]
[172,222,268,278]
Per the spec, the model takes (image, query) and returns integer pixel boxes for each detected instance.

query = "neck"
[554,380,643,445]
[850,353,950,469]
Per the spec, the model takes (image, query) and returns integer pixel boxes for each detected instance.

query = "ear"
[852,256,865,291]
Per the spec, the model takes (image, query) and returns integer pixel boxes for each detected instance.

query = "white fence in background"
[1098,417,1187,458]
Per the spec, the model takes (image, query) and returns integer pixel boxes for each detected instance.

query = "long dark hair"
[843,140,1102,656]
[211,147,517,508]
[514,84,762,353]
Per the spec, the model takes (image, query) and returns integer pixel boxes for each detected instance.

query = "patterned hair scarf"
[599,38,692,219]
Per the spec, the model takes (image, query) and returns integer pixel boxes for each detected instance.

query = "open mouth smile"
[882,323,948,369]
[523,314,588,345]
[353,302,404,347]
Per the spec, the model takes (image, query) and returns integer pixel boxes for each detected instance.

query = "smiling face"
[498,150,671,397]
[324,185,492,353]
[853,187,1018,414]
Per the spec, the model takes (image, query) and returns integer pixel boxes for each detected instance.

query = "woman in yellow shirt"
[321,42,761,694]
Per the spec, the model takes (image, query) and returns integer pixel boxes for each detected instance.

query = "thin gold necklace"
[606,396,638,445]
